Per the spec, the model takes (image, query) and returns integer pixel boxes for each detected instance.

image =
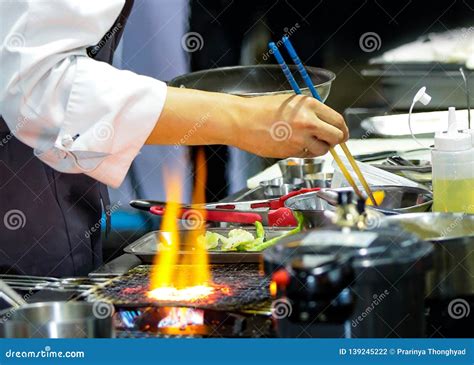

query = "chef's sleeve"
[0,0,167,188]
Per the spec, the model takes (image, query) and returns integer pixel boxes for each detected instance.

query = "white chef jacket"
[0,0,168,188]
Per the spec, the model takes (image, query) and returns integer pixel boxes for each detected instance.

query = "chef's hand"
[148,88,348,158]
[236,94,349,157]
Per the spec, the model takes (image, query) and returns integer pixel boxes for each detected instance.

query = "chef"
[0,0,348,277]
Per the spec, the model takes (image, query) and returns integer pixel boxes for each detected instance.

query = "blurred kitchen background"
[104,0,473,260]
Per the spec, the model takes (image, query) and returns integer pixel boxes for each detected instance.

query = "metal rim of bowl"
[279,157,325,166]
[169,65,336,97]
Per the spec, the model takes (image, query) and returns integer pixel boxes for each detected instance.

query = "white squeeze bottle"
[432,107,474,214]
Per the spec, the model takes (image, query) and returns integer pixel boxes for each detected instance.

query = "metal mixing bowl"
[169,65,335,99]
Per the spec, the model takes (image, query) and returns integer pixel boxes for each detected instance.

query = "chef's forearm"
[146,87,246,146]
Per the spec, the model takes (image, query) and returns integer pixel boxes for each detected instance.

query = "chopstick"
[270,39,377,206]
[281,37,377,206]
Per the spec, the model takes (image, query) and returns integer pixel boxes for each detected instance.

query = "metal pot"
[0,280,114,338]
[169,65,335,99]
[265,228,433,338]
[383,213,474,298]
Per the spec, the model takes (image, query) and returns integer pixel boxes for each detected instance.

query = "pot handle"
[0,279,27,309]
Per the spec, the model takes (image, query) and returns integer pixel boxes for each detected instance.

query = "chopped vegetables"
[220,229,256,251]
[197,231,222,250]
[196,215,303,252]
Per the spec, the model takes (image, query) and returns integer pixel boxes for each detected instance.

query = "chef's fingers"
[309,100,349,141]
[304,137,330,157]
[309,117,345,146]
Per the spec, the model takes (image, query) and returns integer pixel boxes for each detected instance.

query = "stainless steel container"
[259,177,304,198]
[303,172,333,188]
[317,185,433,214]
[0,279,114,338]
[384,213,474,298]
[278,158,324,182]
[0,301,114,338]
[283,191,334,229]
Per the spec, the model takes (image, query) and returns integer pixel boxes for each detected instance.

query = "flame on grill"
[148,148,223,303]
[158,307,204,329]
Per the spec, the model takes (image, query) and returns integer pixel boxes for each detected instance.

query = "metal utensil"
[0,275,108,293]
[374,157,432,173]
[147,188,321,227]
[0,279,27,308]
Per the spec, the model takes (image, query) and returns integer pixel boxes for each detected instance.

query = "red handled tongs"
[142,188,319,227]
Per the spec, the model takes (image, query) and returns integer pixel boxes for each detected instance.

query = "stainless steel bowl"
[284,191,334,229]
[383,213,474,298]
[317,185,433,214]
[169,65,335,99]
[302,172,333,188]
[259,177,304,198]
[278,157,324,182]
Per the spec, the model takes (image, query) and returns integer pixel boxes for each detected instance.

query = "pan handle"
[0,279,27,309]
[149,206,263,225]
[129,199,166,211]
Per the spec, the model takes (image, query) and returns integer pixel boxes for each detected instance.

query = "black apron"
[0,0,134,277]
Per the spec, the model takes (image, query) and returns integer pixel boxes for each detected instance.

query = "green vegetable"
[197,231,222,250]
[255,221,265,239]
[247,212,304,251]
[195,213,304,252]
[219,229,255,251]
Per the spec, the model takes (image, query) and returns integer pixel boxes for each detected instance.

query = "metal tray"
[361,110,472,137]
[361,63,473,110]
[123,227,293,264]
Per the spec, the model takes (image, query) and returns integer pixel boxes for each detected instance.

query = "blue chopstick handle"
[282,37,322,102]
[268,42,301,95]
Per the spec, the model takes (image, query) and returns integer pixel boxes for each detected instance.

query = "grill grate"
[88,264,271,311]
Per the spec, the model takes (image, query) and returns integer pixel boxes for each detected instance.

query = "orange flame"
[149,148,213,301]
